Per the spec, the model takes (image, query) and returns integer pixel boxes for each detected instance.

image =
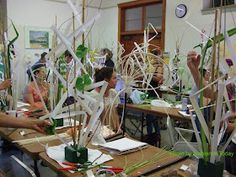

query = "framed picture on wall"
[25,27,52,49]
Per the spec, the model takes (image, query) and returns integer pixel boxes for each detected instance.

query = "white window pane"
[125,7,142,31]
[126,19,142,31]
[145,4,162,28]
[125,7,142,20]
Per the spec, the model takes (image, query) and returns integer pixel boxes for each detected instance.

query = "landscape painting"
[29,30,49,49]
[25,27,51,49]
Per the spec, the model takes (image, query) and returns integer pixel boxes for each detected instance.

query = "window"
[121,1,163,33]
[212,0,235,7]
[145,4,162,28]
[125,7,142,31]
[118,0,166,56]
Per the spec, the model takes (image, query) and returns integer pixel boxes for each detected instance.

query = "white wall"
[7,0,74,59]
[166,0,236,58]
[7,0,98,97]
[165,0,236,87]
[89,7,119,59]
[7,0,72,97]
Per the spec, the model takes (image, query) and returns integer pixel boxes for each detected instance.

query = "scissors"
[58,162,81,171]
[59,161,93,171]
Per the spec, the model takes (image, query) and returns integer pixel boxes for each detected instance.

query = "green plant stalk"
[6,21,19,96]
[194,27,236,51]
[124,151,168,175]
[199,44,209,162]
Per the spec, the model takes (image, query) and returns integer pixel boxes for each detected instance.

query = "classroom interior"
[0,0,236,176]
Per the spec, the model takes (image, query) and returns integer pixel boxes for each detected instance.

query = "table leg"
[123,93,127,135]
[141,113,144,141]
[34,160,40,177]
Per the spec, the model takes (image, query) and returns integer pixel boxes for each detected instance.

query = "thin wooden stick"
[208,10,218,154]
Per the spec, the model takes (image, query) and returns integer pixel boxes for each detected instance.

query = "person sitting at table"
[100,48,115,68]
[35,52,47,65]
[23,63,49,111]
[189,68,211,142]
[90,67,120,132]
[187,50,236,175]
[145,50,163,146]
[62,50,81,83]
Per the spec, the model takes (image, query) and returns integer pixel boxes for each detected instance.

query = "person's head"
[27,63,47,83]
[94,67,117,89]
[39,52,47,63]
[200,68,210,81]
[64,50,73,64]
[100,48,113,61]
[151,48,161,56]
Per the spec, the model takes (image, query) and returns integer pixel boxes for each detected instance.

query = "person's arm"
[0,113,50,133]
[187,51,216,100]
[0,79,11,90]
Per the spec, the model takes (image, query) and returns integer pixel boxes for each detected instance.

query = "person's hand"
[0,79,12,90]
[30,119,51,134]
[187,51,201,70]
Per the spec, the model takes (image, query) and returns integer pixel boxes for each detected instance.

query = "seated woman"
[91,67,120,132]
[23,63,49,111]
[100,48,115,68]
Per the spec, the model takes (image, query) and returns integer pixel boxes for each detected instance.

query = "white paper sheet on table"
[99,137,147,152]
[46,143,113,172]
[55,119,81,130]
[178,110,191,118]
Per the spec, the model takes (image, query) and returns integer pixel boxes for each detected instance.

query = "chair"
[10,155,37,177]
[167,116,200,153]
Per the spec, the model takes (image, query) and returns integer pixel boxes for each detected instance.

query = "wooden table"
[0,127,66,177]
[0,128,65,160]
[118,103,190,141]
[119,103,189,121]
[39,144,194,177]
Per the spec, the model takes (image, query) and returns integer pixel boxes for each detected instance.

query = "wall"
[165,0,236,87]
[166,0,236,58]
[7,0,98,97]
[89,7,119,60]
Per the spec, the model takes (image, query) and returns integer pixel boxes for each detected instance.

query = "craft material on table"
[99,137,148,154]
[46,143,113,173]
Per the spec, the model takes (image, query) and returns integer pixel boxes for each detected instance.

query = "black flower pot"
[65,145,88,164]
[197,158,224,177]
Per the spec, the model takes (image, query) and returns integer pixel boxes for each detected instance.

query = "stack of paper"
[100,137,148,155]
[46,143,113,173]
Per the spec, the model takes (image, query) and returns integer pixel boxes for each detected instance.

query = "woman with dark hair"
[23,63,49,110]
[91,67,120,131]
[100,48,115,68]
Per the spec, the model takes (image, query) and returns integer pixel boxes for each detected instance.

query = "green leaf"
[76,45,88,58]
[194,27,236,50]
[45,119,57,135]
[76,77,85,91]
[83,74,92,85]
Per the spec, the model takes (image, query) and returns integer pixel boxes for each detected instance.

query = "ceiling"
[45,0,135,9]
